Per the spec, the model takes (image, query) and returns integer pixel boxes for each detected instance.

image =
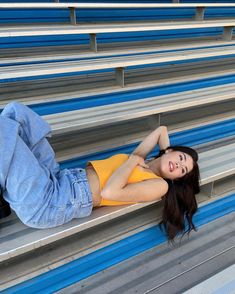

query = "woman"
[0,102,200,241]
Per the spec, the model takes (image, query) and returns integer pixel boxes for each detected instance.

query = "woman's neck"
[147,157,162,177]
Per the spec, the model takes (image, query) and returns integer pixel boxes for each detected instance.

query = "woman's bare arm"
[132,126,170,159]
[101,154,168,202]
[101,154,148,196]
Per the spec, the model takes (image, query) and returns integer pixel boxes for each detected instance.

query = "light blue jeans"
[1,102,93,228]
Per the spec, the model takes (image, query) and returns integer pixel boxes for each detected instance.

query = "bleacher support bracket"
[115,67,125,87]
[195,7,205,21]
[69,7,77,25]
[223,26,234,41]
[147,114,161,130]
[90,34,97,52]
[201,182,214,198]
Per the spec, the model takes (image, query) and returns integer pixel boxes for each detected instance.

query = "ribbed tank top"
[89,154,160,206]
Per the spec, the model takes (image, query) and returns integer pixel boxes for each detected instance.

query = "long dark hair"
[155,146,200,243]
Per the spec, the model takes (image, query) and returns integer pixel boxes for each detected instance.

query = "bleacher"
[0,1,235,291]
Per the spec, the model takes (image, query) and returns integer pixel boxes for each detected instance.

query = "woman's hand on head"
[129,154,149,169]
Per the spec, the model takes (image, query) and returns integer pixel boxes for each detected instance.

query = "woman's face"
[159,150,194,180]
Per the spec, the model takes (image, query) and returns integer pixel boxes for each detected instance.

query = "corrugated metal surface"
[1,0,235,49]
[0,2,235,294]
[183,264,235,294]
[57,211,235,294]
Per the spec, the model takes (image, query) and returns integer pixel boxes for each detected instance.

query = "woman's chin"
[162,170,175,180]
[161,172,171,180]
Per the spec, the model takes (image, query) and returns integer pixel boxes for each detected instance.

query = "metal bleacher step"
[55,211,235,294]
[1,45,235,85]
[1,57,235,106]
[1,191,234,291]
[1,37,235,66]
[1,192,234,291]
[1,2,235,28]
[52,101,235,163]
[0,141,234,267]
[33,83,235,136]
[0,2,235,291]
[0,19,234,39]
[1,2,235,9]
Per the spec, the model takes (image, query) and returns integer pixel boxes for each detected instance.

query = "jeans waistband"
[66,167,88,182]
[65,167,93,205]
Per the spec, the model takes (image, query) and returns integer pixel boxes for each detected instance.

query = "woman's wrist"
[129,154,149,168]
[159,126,168,136]
[158,126,170,150]
[129,154,143,163]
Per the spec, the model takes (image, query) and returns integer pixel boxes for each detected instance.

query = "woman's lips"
[169,161,174,172]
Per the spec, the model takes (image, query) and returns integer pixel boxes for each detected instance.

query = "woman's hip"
[5,167,93,229]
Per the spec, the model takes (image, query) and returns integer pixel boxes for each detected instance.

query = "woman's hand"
[129,154,149,169]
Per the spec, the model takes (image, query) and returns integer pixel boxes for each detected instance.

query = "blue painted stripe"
[2,193,235,294]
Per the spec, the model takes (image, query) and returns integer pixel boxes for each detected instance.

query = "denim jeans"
[1,102,93,228]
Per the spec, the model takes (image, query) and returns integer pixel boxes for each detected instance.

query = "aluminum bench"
[1,56,234,108]
[1,44,235,87]
[0,20,234,52]
[39,83,235,134]
[1,3,235,24]
[1,37,235,66]
[0,142,234,263]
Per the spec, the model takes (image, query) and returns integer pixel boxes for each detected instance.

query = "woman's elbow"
[101,188,111,199]
[101,188,118,200]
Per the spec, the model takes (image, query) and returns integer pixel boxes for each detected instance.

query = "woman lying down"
[0,102,200,242]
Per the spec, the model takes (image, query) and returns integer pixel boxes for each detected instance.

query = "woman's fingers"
[129,154,150,168]
[138,160,149,169]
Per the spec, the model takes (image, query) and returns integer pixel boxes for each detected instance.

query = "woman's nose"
[176,162,183,168]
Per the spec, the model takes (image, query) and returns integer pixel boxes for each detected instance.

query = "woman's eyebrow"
[183,154,189,173]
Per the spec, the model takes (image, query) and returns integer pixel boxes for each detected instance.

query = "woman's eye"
[182,168,185,174]
[179,155,183,161]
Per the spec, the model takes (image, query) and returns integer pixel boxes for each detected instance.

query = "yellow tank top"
[89,154,161,206]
